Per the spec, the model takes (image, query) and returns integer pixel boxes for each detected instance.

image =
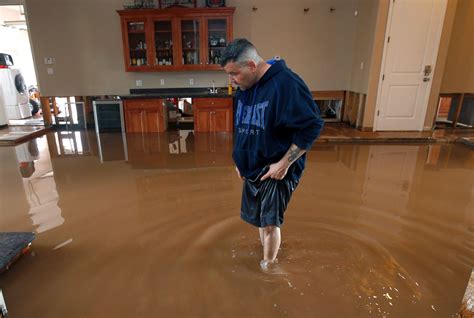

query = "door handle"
[423,77,430,82]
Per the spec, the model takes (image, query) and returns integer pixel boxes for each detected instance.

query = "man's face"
[223,61,257,91]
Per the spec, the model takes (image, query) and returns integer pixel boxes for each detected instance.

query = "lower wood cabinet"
[124,99,168,133]
[194,97,233,132]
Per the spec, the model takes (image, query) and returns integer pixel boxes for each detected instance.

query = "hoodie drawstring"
[247,84,259,131]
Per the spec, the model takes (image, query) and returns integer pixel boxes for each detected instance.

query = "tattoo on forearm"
[288,145,302,163]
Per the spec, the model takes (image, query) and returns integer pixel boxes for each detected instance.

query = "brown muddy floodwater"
[0,131,473,317]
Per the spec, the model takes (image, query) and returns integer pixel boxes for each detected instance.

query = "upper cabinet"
[117,7,235,72]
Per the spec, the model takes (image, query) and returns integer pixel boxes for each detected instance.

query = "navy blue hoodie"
[233,60,324,181]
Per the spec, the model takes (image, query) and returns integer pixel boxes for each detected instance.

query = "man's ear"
[247,60,258,72]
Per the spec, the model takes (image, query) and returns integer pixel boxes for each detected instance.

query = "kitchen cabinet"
[194,97,232,132]
[124,99,168,133]
[117,7,234,72]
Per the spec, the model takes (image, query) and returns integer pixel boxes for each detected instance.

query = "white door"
[375,0,447,131]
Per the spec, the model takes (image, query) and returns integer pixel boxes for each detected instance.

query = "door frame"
[373,0,448,131]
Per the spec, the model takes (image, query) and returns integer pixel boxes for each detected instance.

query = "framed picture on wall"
[206,0,225,7]
[159,0,197,8]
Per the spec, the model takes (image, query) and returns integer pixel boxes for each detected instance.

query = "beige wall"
[361,0,389,129]
[349,0,378,94]
[24,0,379,97]
[230,0,360,92]
[440,0,474,93]
[423,0,458,128]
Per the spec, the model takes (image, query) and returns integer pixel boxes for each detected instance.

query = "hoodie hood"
[256,59,288,87]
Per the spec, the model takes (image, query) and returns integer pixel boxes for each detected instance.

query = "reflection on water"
[12,138,64,233]
[0,130,472,317]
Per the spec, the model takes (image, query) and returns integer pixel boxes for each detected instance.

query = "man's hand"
[260,144,306,181]
[260,160,289,181]
[235,166,244,180]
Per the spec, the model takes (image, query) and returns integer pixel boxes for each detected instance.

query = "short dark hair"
[220,38,260,67]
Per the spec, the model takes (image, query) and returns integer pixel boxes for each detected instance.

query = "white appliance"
[0,68,30,120]
[0,85,7,126]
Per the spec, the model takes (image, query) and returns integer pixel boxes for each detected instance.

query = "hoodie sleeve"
[281,80,324,150]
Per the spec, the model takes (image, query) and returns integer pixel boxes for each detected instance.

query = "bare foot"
[260,259,279,271]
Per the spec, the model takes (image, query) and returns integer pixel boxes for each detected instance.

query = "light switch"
[189,78,194,86]
[47,67,54,75]
[44,57,55,65]
[136,80,143,87]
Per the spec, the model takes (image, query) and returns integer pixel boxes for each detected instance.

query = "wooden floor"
[1,122,473,147]
[316,122,474,144]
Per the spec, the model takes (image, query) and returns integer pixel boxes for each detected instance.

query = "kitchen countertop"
[120,88,234,99]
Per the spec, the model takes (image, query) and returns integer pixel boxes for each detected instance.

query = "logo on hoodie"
[235,100,269,133]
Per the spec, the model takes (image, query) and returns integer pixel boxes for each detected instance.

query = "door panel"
[126,110,144,133]
[144,110,161,132]
[385,86,418,117]
[196,110,211,132]
[213,108,231,132]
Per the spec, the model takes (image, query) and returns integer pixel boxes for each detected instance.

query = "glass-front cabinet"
[153,19,176,69]
[125,20,150,70]
[118,8,234,72]
[180,19,202,67]
[205,17,229,69]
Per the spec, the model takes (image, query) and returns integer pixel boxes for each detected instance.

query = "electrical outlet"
[160,79,165,86]
[360,62,364,70]
[189,78,194,86]
[136,80,143,87]
[47,67,54,75]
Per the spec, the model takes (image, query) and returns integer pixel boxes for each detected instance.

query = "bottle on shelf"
[228,78,233,95]
[214,50,220,64]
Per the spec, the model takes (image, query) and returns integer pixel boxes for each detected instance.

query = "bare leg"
[262,225,281,262]
[259,227,264,246]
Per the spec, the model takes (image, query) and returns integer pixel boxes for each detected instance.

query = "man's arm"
[260,144,306,181]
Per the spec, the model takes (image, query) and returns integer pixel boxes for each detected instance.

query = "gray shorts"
[240,166,298,228]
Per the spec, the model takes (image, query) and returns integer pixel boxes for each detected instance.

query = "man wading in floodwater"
[221,39,324,270]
